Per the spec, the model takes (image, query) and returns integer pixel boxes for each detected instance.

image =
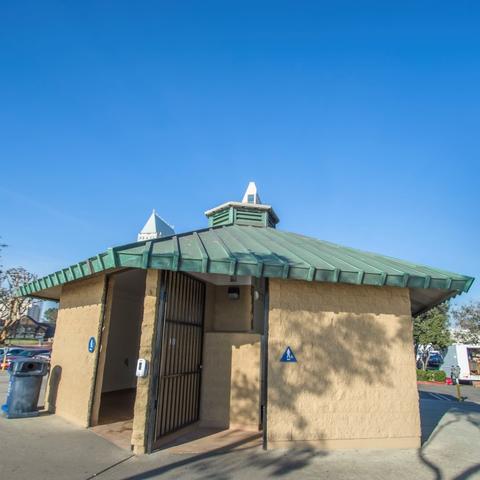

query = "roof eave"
[17,225,475,303]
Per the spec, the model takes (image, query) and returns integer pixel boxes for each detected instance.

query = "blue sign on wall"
[88,337,96,353]
[280,346,297,363]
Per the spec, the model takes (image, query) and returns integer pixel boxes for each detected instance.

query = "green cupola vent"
[205,182,279,228]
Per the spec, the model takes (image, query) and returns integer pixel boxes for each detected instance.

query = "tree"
[0,267,37,343]
[43,307,58,324]
[413,302,452,370]
[451,301,480,344]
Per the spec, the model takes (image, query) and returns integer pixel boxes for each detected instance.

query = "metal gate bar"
[154,271,205,443]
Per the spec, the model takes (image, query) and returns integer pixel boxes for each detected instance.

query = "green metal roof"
[19,225,474,305]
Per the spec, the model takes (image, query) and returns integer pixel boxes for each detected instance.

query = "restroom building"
[19,184,474,453]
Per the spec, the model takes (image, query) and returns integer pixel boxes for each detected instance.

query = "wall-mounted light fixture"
[227,286,240,300]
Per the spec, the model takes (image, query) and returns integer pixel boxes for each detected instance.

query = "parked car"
[5,348,29,357]
[0,347,51,369]
[0,348,29,368]
[17,349,51,358]
[427,352,443,369]
[34,353,51,362]
[24,349,51,362]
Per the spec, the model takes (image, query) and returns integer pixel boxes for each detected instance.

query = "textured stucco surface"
[267,279,421,449]
[213,285,252,332]
[45,275,107,427]
[201,332,260,430]
[131,269,161,454]
[203,282,216,332]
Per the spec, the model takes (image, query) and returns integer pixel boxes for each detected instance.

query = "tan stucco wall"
[252,277,266,333]
[203,282,216,332]
[267,279,421,449]
[213,285,252,332]
[200,332,260,430]
[45,275,107,427]
[131,269,161,454]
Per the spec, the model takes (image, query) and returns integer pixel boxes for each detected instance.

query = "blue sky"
[1,1,479,304]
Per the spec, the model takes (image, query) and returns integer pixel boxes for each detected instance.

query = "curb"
[417,381,447,385]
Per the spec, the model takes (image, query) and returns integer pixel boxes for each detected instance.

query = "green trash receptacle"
[1,359,49,418]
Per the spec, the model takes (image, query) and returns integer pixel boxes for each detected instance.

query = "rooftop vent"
[205,182,279,228]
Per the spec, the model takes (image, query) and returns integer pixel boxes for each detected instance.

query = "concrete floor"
[91,419,134,451]
[155,427,262,454]
[1,372,480,479]
[97,389,137,424]
[90,388,137,451]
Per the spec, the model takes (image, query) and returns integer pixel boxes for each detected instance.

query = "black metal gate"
[152,271,205,447]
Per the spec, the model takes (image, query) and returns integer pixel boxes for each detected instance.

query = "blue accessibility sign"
[280,346,297,363]
[88,337,96,353]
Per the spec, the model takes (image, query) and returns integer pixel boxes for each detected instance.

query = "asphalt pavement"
[418,382,480,405]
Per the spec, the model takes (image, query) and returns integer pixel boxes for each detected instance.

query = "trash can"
[1,359,49,418]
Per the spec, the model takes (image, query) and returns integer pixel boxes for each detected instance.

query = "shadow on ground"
[418,399,480,480]
[93,399,480,480]
[113,438,323,480]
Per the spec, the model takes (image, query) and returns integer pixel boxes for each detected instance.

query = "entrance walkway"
[91,388,137,450]
[157,428,262,454]
[91,419,134,451]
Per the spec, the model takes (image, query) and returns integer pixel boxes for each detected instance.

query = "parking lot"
[1,371,480,480]
[418,383,480,405]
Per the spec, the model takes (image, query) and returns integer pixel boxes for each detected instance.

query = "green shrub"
[417,369,428,381]
[431,370,446,382]
[416,369,446,382]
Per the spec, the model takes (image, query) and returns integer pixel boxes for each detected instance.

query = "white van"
[441,344,480,382]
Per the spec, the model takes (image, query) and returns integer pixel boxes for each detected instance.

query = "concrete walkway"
[1,368,479,479]
[0,413,133,480]
[94,400,480,480]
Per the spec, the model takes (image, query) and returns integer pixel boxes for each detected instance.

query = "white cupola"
[137,209,175,241]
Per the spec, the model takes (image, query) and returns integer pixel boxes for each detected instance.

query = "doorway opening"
[91,269,146,450]
[149,271,206,451]
[148,271,266,454]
